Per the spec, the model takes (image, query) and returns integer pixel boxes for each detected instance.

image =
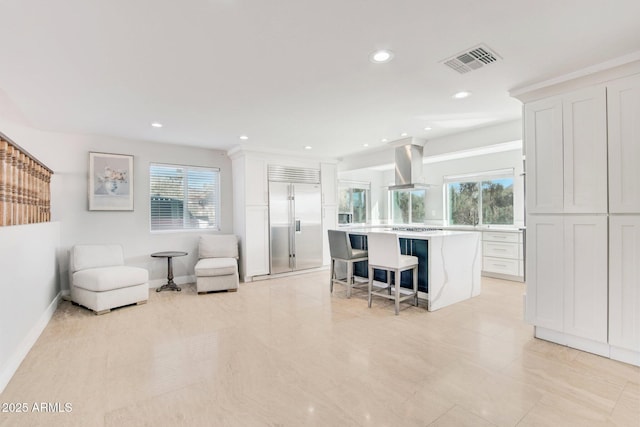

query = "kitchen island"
[344,227,481,311]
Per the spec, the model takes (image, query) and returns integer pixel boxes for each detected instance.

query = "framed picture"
[88,152,134,211]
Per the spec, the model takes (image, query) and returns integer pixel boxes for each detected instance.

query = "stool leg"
[395,268,400,315]
[413,265,418,307]
[387,270,391,295]
[367,266,373,308]
[330,259,335,293]
[346,261,353,298]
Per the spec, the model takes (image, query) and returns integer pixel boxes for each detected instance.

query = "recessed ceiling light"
[453,91,472,99]
[363,143,369,147]
[381,138,388,143]
[424,127,432,131]
[304,146,312,150]
[151,122,163,128]
[239,135,249,140]
[400,132,408,137]
[370,49,394,63]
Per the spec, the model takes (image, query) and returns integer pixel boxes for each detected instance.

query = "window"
[446,170,514,226]
[150,163,220,231]
[338,181,370,224]
[390,189,426,224]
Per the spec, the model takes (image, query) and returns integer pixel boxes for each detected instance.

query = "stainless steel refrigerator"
[269,181,323,274]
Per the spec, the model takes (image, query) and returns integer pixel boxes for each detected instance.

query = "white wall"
[381,149,524,226]
[0,222,60,393]
[0,120,234,290]
[339,120,522,172]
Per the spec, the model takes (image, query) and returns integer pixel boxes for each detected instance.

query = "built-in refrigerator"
[268,166,323,274]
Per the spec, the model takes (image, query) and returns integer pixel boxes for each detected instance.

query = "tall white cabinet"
[518,65,640,366]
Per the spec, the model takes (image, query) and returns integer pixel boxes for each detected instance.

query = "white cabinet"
[320,163,338,206]
[608,74,640,213]
[525,97,564,213]
[525,215,608,345]
[563,216,608,343]
[231,153,270,281]
[481,231,523,281]
[519,65,640,366]
[525,86,607,214]
[245,157,268,206]
[244,205,270,277]
[525,216,564,330]
[562,87,608,213]
[609,215,640,361]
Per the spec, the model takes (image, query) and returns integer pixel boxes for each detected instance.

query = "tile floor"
[1,272,638,426]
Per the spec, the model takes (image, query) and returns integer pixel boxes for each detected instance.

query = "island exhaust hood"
[388,138,430,191]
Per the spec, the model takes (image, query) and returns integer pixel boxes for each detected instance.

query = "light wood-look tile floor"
[1,272,639,426]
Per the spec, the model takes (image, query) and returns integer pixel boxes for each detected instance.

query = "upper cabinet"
[525,97,564,213]
[608,74,640,213]
[320,162,338,205]
[562,87,608,213]
[244,157,268,206]
[525,86,607,214]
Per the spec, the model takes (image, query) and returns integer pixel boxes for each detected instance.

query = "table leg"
[156,256,182,292]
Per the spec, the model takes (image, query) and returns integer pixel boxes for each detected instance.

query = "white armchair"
[194,235,239,294]
[70,245,149,315]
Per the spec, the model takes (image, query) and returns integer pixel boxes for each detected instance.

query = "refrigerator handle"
[289,184,296,269]
[295,219,301,232]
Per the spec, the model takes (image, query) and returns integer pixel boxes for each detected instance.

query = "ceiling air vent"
[442,44,501,74]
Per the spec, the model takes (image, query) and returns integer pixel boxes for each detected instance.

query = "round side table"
[151,251,188,292]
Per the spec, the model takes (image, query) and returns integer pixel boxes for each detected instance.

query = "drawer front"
[483,256,520,276]
[483,231,520,243]
[483,241,519,259]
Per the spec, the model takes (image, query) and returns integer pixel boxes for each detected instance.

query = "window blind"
[149,163,220,231]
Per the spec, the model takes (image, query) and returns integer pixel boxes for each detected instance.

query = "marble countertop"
[341,226,477,240]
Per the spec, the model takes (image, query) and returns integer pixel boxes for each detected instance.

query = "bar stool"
[328,230,368,298]
[366,232,418,315]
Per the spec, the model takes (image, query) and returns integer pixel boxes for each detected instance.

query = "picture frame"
[88,152,134,211]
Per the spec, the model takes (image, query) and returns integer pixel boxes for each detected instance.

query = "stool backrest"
[367,232,401,268]
[328,229,352,260]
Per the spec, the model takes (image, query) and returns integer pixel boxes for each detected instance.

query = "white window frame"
[149,163,221,232]
[338,180,370,225]
[388,188,427,224]
[444,168,514,227]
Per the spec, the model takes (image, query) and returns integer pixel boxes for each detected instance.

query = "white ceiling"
[1,0,639,159]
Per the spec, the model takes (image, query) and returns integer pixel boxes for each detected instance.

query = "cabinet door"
[321,205,337,265]
[525,97,564,213]
[563,215,608,342]
[245,205,270,276]
[608,75,640,213]
[609,215,640,351]
[563,86,608,213]
[320,163,338,205]
[245,157,268,205]
[525,215,564,329]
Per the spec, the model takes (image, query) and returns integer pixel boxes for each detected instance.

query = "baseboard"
[148,274,195,289]
[610,346,640,367]
[482,271,524,282]
[0,292,62,394]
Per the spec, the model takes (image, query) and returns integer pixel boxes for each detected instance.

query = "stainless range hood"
[388,137,430,191]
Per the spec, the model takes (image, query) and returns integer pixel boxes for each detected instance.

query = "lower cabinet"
[244,206,270,277]
[526,214,612,357]
[482,231,524,281]
[609,215,640,363]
